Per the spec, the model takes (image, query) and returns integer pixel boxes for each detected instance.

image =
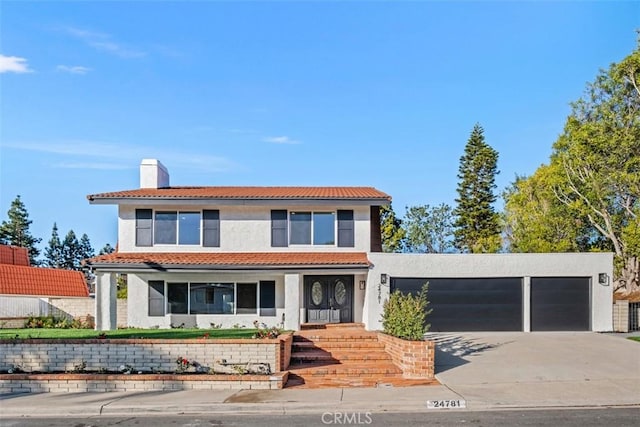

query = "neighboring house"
[0,245,89,324]
[87,160,614,333]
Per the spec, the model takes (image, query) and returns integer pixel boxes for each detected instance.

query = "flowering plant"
[252,320,282,339]
[175,357,191,373]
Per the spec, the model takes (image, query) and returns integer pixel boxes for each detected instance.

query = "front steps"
[286,324,437,388]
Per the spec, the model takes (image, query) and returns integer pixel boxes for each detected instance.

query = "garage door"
[531,277,590,331]
[391,278,523,332]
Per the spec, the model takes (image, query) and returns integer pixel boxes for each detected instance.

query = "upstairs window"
[289,212,336,245]
[135,210,217,246]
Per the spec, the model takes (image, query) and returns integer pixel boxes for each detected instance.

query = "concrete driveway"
[427,332,640,409]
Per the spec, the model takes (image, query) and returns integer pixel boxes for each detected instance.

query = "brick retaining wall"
[1,335,292,374]
[0,372,288,393]
[0,335,293,392]
[377,333,435,379]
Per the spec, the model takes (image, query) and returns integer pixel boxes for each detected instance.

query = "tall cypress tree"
[453,124,502,253]
[0,195,42,264]
[44,223,64,268]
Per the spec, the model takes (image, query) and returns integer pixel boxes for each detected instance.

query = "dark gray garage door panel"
[391,278,523,332]
[531,277,590,331]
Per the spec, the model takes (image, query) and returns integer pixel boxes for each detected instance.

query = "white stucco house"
[87,159,614,332]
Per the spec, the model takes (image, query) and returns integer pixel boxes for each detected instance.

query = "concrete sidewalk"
[1,332,638,417]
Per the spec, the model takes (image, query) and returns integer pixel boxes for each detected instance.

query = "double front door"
[304,275,353,323]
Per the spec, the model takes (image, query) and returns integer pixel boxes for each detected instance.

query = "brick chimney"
[140,159,170,189]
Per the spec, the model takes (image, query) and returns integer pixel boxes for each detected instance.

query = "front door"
[305,276,353,323]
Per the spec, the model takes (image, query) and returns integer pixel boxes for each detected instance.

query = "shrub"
[381,283,432,341]
[24,315,92,329]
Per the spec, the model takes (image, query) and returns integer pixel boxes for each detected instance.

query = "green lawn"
[0,328,260,340]
[628,337,640,343]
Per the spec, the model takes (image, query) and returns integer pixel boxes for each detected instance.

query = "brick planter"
[376,333,435,379]
[0,334,293,393]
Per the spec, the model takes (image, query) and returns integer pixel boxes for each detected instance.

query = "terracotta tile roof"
[87,187,391,202]
[86,252,371,269]
[0,245,30,266]
[0,265,89,297]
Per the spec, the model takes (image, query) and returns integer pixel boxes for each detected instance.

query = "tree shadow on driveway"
[425,333,513,374]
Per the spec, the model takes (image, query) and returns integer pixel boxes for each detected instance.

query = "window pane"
[313,212,335,245]
[155,212,177,244]
[237,283,257,314]
[190,283,234,314]
[167,283,188,314]
[290,212,311,244]
[179,212,201,245]
[259,281,276,317]
[148,281,165,316]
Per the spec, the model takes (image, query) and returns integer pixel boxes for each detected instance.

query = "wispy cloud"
[1,140,237,173]
[63,26,146,58]
[264,136,301,145]
[56,65,92,74]
[0,55,33,74]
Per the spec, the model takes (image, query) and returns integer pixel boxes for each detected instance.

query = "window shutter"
[271,210,288,247]
[337,210,355,247]
[259,281,276,316]
[135,209,153,247]
[203,210,220,247]
[148,281,165,316]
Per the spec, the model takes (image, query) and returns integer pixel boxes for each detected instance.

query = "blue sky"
[1,1,638,256]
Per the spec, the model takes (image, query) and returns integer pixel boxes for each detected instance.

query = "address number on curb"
[427,400,467,409]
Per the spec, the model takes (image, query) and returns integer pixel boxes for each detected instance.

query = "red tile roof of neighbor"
[87,186,391,202]
[86,252,371,268]
[0,264,89,298]
[0,245,30,266]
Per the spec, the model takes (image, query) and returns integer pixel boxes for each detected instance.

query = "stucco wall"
[365,253,614,332]
[118,205,372,253]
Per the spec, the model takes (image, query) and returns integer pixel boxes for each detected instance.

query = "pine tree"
[453,124,502,253]
[79,233,95,261]
[61,230,81,270]
[44,223,64,268]
[0,195,42,264]
[99,243,115,255]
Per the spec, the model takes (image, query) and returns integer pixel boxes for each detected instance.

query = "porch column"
[95,272,117,330]
[284,274,301,331]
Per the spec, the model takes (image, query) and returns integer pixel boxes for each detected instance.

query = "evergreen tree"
[79,233,95,260]
[44,223,64,268]
[99,243,115,255]
[0,195,41,264]
[61,230,81,270]
[453,124,502,253]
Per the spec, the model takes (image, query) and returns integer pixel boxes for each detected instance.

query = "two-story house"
[87,159,388,331]
[87,159,614,333]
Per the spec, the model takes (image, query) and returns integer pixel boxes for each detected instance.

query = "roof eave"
[87,262,371,272]
[87,197,391,206]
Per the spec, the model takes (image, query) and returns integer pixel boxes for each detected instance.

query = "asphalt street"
[2,409,640,427]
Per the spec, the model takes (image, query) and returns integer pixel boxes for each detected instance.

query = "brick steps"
[291,350,391,362]
[286,325,409,388]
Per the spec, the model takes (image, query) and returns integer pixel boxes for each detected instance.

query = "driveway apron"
[429,332,640,409]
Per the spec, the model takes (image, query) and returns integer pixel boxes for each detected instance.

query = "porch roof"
[85,252,371,270]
